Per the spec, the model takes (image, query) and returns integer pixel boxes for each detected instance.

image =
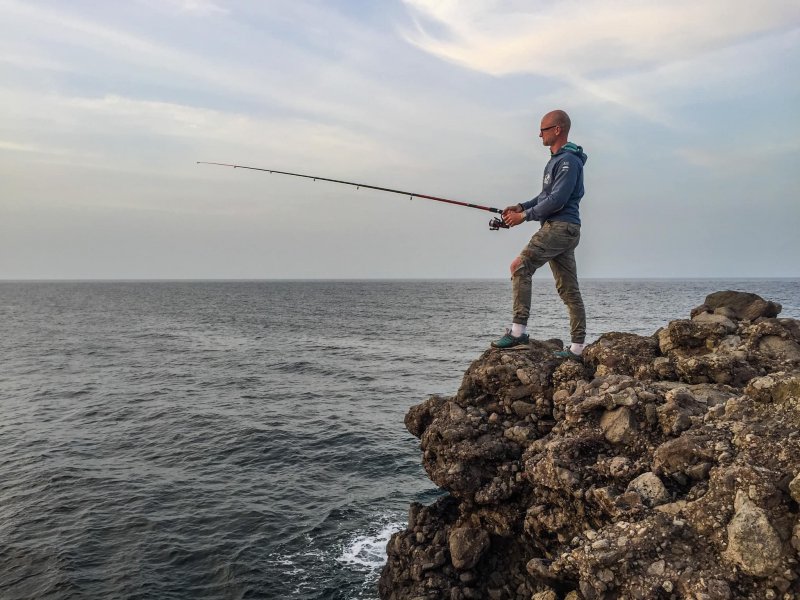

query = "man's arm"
[522,157,580,222]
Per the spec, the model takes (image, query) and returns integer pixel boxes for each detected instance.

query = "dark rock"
[702,290,782,321]
[448,525,490,570]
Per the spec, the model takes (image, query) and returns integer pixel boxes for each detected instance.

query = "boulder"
[724,493,782,577]
[697,290,781,321]
[448,525,490,570]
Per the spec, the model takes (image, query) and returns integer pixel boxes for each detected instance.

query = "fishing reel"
[489,217,510,231]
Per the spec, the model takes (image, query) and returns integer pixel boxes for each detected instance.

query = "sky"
[1,0,799,279]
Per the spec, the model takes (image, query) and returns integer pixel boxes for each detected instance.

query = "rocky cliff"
[379,291,800,600]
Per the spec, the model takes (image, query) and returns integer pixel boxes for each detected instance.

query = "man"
[491,109,587,359]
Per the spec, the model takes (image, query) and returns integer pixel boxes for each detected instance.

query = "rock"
[652,435,711,478]
[790,472,800,503]
[724,493,782,577]
[511,400,536,417]
[582,332,659,378]
[448,525,490,571]
[702,290,782,321]
[531,591,557,600]
[504,425,532,445]
[647,559,665,576]
[657,387,703,435]
[692,311,737,333]
[758,335,800,361]
[599,406,636,444]
[380,292,800,600]
[626,472,670,507]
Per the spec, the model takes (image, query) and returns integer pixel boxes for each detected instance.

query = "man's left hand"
[503,211,526,227]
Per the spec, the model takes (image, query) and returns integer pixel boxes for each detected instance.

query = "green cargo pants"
[511,220,586,344]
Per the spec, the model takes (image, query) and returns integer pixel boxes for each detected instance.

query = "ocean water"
[1,279,798,600]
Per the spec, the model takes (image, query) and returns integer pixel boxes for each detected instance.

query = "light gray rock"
[724,493,782,576]
[626,472,670,507]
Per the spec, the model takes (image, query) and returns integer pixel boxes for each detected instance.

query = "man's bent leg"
[511,226,563,325]
[550,246,586,344]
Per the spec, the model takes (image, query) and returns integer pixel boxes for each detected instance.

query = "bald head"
[543,110,571,135]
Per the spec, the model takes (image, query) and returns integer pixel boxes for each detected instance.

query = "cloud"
[171,0,227,16]
[401,0,800,77]
[399,0,800,124]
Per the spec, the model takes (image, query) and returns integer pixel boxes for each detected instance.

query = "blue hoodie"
[521,142,587,225]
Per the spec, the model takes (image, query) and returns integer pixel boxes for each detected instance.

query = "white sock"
[511,323,527,337]
[570,342,586,355]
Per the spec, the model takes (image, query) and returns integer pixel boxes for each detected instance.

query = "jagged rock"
[582,332,659,378]
[381,292,800,600]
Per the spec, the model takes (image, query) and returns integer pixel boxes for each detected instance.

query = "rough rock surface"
[379,291,800,600]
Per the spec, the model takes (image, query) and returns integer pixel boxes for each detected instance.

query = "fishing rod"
[197,161,509,230]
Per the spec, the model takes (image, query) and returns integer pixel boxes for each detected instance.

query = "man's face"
[538,118,560,147]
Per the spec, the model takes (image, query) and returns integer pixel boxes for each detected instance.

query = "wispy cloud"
[170,0,227,16]
[401,0,800,77]
[400,0,800,124]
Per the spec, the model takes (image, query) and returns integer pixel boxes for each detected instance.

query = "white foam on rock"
[337,519,405,571]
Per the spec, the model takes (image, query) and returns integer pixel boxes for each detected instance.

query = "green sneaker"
[554,349,582,361]
[491,330,530,349]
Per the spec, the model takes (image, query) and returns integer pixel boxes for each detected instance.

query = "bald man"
[491,110,588,359]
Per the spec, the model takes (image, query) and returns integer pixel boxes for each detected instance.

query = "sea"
[1,279,798,600]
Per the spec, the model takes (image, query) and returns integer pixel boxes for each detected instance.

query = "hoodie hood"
[556,142,588,165]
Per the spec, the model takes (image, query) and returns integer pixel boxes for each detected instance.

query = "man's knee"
[510,256,525,276]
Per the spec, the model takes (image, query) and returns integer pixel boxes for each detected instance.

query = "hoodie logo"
[544,173,551,185]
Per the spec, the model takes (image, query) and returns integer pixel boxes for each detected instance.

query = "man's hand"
[502,204,526,227]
